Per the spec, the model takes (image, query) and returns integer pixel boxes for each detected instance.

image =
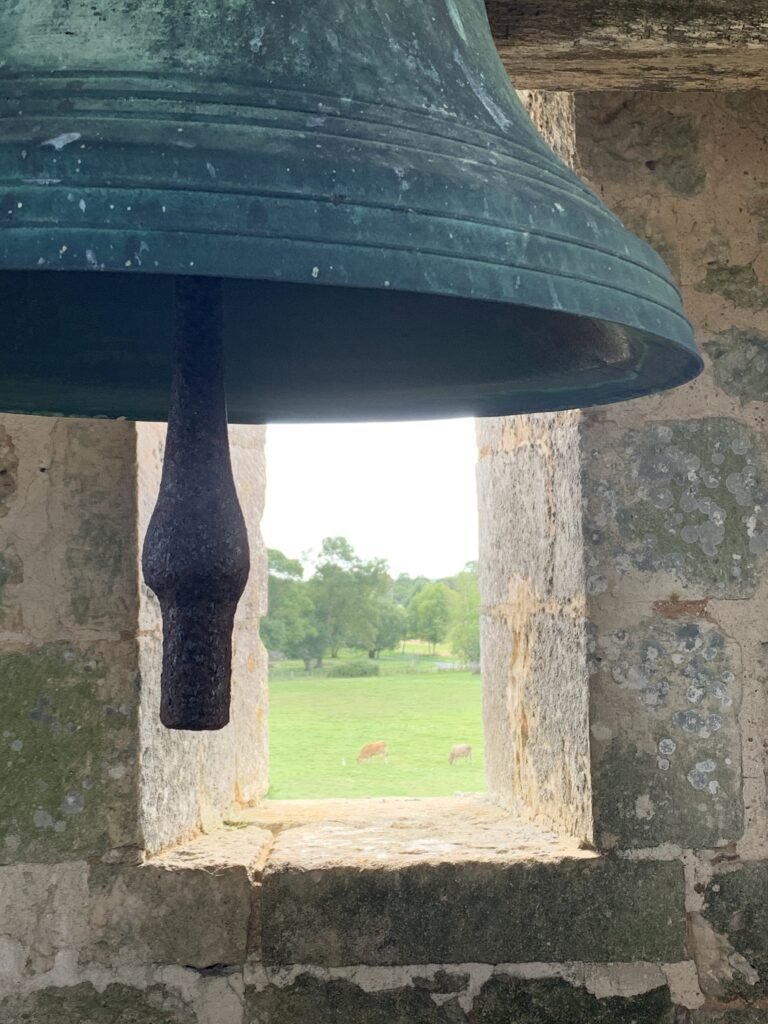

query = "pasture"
[267,657,484,799]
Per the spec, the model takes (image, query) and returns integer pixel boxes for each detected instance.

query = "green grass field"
[267,661,484,799]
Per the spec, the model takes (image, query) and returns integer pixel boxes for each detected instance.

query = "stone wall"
[478,90,768,1020]
[0,418,268,867]
[2,87,768,1024]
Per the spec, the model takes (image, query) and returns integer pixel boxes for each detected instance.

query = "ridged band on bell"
[0,0,700,422]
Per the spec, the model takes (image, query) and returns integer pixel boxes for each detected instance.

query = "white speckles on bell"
[41,132,81,151]
[206,162,217,180]
[446,0,467,42]
[311,266,320,279]
[249,26,265,53]
[452,49,510,131]
[78,199,86,213]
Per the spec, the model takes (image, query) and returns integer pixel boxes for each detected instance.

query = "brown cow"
[449,743,472,765]
[357,741,388,764]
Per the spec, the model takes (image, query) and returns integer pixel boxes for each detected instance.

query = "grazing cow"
[357,741,388,764]
[449,743,472,765]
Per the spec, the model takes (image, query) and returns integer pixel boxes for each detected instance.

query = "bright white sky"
[261,419,479,580]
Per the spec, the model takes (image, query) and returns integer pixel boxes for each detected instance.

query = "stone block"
[87,826,272,969]
[245,973,675,1024]
[261,811,686,965]
[0,983,191,1024]
[583,419,768,599]
[470,976,674,1023]
[590,617,742,850]
[247,974,452,1024]
[0,642,141,864]
[702,864,768,1001]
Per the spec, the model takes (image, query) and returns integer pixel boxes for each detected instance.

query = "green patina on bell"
[0,0,700,423]
[0,1,702,729]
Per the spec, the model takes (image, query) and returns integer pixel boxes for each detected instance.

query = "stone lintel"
[487,1,768,90]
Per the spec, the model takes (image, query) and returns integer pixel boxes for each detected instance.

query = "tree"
[447,565,480,664]
[407,581,455,653]
[310,537,390,659]
[392,573,428,609]
[260,548,324,670]
[367,595,406,659]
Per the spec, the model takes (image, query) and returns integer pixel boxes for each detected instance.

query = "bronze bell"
[0,1,702,729]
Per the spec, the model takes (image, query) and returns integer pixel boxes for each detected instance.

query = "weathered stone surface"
[692,1011,768,1023]
[705,330,768,405]
[590,618,742,850]
[699,264,768,311]
[477,407,592,841]
[0,983,192,1024]
[702,864,768,1000]
[0,416,269,864]
[0,642,141,864]
[87,826,271,969]
[575,95,706,196]
[245,972,676,1024]
[0,860,91,982]
[470,976,674,1023]
[583,419,768,598]
[262,841,686,965]
[482,608,591,836]
[247,974,448,1024]
[488,0,768,90]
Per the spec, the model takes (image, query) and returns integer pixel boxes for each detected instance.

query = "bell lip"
[0,263,702,424]
[0,226,697,345]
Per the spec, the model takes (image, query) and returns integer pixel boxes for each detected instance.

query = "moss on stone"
[262,858,686,966]
[593,738,742,850]
[591,616,742,849]
[693,1012,768,1024]
[705,329,768,404]
[471,977,674,1023]
[698,264,768,310]
[584,419,768,596]
[246,974,450,1024]
[0,983,189,1024]
[703,864,768,1000]
[0,643,139,864]
[576,95,706,196]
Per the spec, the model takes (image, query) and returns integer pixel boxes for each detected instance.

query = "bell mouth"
[0,269,701,423]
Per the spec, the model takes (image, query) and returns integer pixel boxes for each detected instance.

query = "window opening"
[260,419,483,799]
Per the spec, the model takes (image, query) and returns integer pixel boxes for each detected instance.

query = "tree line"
[260,536,480,670]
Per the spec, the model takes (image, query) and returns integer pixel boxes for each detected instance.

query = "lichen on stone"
[584,419,768,596]
[705,329,768,404]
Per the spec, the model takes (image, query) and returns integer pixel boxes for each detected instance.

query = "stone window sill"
[136,796,687,971]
